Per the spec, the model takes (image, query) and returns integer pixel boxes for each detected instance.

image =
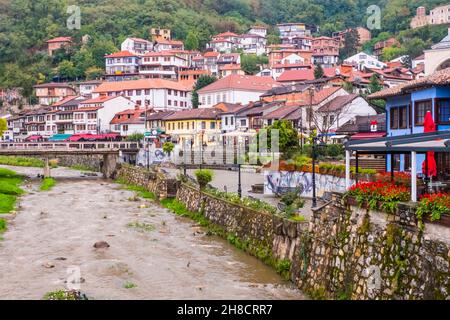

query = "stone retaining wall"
[292,193,450,299]
[117,165,177,199]
[54,155,102,171]
[117,166,450,300]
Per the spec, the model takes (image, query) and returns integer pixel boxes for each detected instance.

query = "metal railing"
[0,141,140,152]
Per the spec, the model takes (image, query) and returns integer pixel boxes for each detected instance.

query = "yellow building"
[164,108,222,146]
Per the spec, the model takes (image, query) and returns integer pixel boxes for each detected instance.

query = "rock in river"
[93,241,110,249]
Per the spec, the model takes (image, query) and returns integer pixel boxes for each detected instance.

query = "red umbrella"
[422,111,437,177]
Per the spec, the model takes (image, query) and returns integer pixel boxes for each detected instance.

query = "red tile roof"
[214,32,239,38]
[110,108,147,125]
[203,51,220,58]
[155,39,184,46]
[220,64,242,71]
[198,74,280,93]
[277,69,315,82]
[93,79,190,93]
[165,108,221,121]
[105,51,138,58]
[46,37,72,43]
[80,96,117,104]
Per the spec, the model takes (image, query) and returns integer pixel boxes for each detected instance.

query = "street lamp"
[311,135,326,208]
[237,163,242,198]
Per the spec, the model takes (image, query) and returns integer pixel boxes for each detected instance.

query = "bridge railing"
[0,141,140,151]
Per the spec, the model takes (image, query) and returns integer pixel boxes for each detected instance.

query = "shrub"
[39,178,56,191]
[195,169,214,189]
[163,142,175,155]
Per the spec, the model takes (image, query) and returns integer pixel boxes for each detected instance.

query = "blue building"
[369,68,450,177]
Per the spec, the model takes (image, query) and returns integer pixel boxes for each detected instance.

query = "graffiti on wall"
[264,170,355,197]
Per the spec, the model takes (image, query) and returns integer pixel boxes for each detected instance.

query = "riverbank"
[0,165,305,300]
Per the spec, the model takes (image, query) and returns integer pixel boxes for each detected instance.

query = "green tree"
[314,64,324,79]
[241,54,268,75]
[85,66,104,80]
[57,60,77,80]
[192,75,217,108]
[163,141,175,156]
[368,74,383,94]
[368,74,386,111]
[262,120,299,157]
[0,118,7,137]
[340,29,360,60]
[185,30,200,51]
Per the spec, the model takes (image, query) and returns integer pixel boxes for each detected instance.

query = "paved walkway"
[165,168,316,219]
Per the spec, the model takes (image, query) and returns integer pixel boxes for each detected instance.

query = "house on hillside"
[104,51,141,82]
[197,74,280,108]
[33,83,77,106]
[46,37,72,56]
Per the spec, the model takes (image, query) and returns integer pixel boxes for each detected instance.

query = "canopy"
[48,134,72,142]
[25,135,42,142]
[222,131,257,137]
[350,132,386,140]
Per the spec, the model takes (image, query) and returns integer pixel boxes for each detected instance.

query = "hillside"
[0,0,449,98]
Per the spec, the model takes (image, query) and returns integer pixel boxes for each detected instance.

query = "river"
[0,165,305,300]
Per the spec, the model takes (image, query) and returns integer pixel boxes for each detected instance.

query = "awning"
[48,134,72,142]
[25,135,42,142]
[222,131,257,137]
[350,132,386,140]
[330,135,348,140]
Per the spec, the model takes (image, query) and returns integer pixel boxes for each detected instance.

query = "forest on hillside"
[0,0,449,98]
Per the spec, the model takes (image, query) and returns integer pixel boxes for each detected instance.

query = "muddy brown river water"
[0,166,306,300]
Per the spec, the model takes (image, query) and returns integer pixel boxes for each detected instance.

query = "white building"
[104,51,141,81]
[110,108,147,137]
[92,79,192,111]
[75,96,137,134]
[316,94,377,135]
[344,52,387,70]
[140,51,188,80]
[238,34,267,56]
[121,37,153,55]
[154,39,184,52]
[248,26,268,38]
[78,80,103,97]
[197,74,280,108]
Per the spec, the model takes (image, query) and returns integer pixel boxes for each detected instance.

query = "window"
[201,121,206,130]
[145,89,150,95]
[414,100,432,125]
[390,107,399,129]
[168,90,172,95]
[398,106,407,128]
[231,117,234,125]
[187,122,190,130]
[136,90,142,95]
[174,101,178,107]
[207,95,211,105]
[127,90,133,96]
[123,125,128,132]
[436,98,450,124]
[168,100,172,106]
[225,117,228,126]
[210,122,216,129]
[192,121,195,129]
[240,119,246,126]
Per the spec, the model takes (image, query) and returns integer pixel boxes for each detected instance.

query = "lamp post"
[237,163,242,198]
[312,135,325,208]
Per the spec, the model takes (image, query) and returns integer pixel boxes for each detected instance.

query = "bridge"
[0,141,140,178]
